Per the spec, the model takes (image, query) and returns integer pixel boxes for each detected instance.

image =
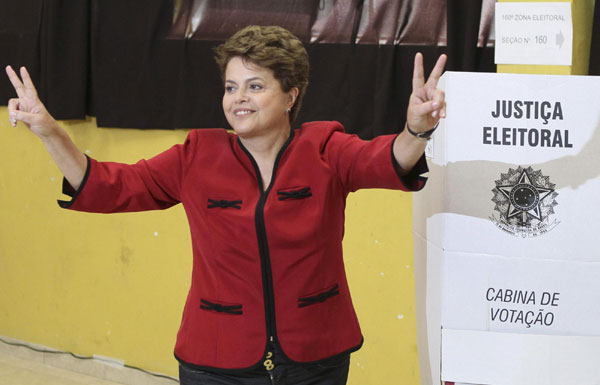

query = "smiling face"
[223,56,298,139]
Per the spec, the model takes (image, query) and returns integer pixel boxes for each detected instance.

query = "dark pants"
[178,354,350,385]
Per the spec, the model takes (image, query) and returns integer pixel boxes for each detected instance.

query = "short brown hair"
[215,25,309,124]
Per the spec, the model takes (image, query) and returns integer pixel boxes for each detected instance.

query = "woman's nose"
[235,89,248,103]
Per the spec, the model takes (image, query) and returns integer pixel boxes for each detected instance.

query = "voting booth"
[413,72,600,385]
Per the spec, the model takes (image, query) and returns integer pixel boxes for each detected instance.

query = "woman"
[6,26,445,385]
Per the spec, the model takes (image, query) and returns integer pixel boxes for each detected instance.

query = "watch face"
[420,125,438,138]
[407,123,437,140]
[417,130,433,138]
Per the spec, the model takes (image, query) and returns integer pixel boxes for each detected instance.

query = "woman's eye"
[225,86,235,93]
[249,84,263,91]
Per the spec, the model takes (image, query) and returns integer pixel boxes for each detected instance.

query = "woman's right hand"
[6,65,61,139]
[6,65,87,190]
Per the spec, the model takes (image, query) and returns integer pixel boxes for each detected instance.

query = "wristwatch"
[406,122,439,140]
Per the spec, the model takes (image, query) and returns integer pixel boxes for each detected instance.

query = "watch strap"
[406,122,439,140]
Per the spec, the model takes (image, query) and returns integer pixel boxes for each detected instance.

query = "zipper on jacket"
[263,336,275,381]
[254,187,277,342]
[237,131,294,364]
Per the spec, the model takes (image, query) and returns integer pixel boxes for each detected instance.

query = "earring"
[285,108,291,113]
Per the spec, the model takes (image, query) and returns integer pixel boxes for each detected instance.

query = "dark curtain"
[0,0,90,119]
[447,0,483,71]
[0,0,494,139]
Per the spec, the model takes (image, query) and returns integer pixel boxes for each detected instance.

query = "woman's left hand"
[406,53,447,133]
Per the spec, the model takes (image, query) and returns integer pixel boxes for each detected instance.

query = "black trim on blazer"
[390,133,429,191]
[200,299,243,315]
[207,199,242,209]
[174,338,363,374]
[298,284,340,308]
[57,155,92,208]
[237,128,295,361]
[277,186,312,200]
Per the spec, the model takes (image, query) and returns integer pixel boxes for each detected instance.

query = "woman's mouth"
[234,109,254,117]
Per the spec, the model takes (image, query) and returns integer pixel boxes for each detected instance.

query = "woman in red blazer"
[6,25,445,385]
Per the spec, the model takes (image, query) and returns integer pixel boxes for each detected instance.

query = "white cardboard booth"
[412,72,600,385]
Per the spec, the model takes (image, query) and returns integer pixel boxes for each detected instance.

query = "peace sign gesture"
[406,53,447,134]
[5,65,87,188]
[5,65,59,138]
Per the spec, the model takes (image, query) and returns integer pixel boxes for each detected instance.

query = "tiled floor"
[0,350,126,385]
[0,338,178,385]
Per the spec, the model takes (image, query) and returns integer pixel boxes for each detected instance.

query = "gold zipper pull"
[263,351,275,371]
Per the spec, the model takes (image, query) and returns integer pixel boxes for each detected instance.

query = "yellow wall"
[0,110,420,383]
[498,0,595,75]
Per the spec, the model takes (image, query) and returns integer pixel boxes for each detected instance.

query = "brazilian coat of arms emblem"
[490,166,559,237]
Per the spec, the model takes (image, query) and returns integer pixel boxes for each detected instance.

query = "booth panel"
[441,329,600,385]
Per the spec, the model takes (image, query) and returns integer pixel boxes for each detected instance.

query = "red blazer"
[59,121,427,371]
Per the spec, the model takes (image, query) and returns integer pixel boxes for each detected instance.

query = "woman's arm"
[393,53,447,175]
[6,66,87,190]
